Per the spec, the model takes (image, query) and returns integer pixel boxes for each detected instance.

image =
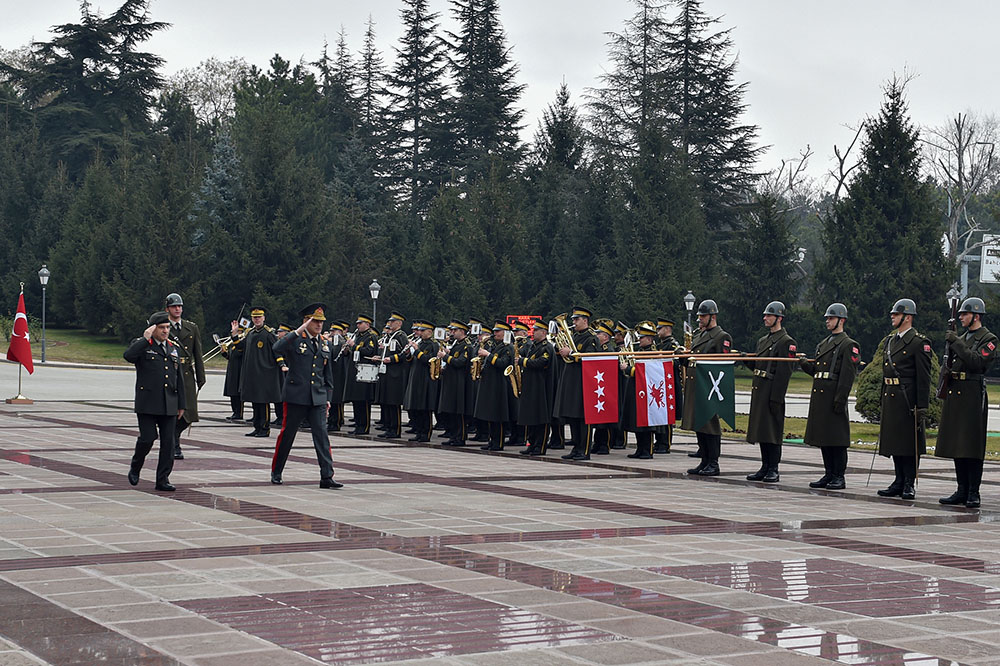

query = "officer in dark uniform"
[438,320,473,446]
[469,319,491,442]
[745,301,796,483]
[937,297,999,508]
[554,306,600,461]
[474,320,514,451]
[123,311,186,491]
[654,317,679,454]
[270,303,342,489]
[326,320,350,432]
[507,321,531,447]
[377,312,410,439]
[518,320,555,455]
[800,303,859,490]
[343,315,379,435]
[682,300,733,476]
[611,322,630,449]
[876,299,932,500]
[221,325,245,422]
[621,322,658,459]
[240,308,281,437]
[591,319,617,455]
[272,324,292,426]
[164,293,205,460]
[403,320,439,442]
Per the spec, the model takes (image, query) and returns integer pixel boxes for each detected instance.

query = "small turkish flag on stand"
[582,357,619,424]
[5,286,35,404]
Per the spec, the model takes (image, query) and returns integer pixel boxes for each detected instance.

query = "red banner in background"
[6,292,34,374]
[582,357,619,424]
[506,314,541,329]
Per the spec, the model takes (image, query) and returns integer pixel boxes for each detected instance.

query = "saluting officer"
[937,297,998,508]
[343,315,379,435]
[403,320,439,442]
[518,320,556,455]
[475,321,514,451]
[164,293,205,460]
[123,311,186,491]
[377,311,410,439]
[683,300,733,476]
[438,320,473,446]
[621,322,658,459]
[876,299,932,500]
[555,306,600,461]
[270,303,342,489]
[800,303,860,490]
[240,308,281,438]
[745,301,796,483]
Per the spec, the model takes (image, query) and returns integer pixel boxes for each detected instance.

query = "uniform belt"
[951,372,983,380]
[753,369,773,379]
[815,371,838,380]
[884,377,899,385]
[884,377,914,385]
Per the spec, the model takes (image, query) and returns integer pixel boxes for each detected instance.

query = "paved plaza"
[3,366,1000,664]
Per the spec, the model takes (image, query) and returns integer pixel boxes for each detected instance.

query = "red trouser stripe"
[271,402,290,471]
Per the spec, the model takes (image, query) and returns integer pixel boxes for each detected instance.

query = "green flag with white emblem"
[693,361,735,430]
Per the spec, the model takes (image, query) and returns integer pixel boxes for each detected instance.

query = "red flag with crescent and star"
[635,359,676,426]
[582,357,619,424]
[6,290,34,374]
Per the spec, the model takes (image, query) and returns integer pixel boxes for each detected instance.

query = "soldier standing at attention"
[221,324,245,422]
[745,301,796,483]
[683,300,733,477]
[654,317,679,454]
[438,320,473,446]
[377,312,410,439]
[621,322,658,460]
[123,311,186,491]
[165,293,205,460]
[936,297,998,508]
[343,315,379,435]
[475,321,514,451]
[240,308,281,438]
[876,299,932,500]
[403,320,439,442]
[800,303,859,490]
[555,307,600,461]
[518,320,556,456]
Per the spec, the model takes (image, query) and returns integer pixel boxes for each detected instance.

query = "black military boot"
[966,459,983,508]
[939,488,968,505]
[878,457,904,497]
[809,474,832,488]
[762,466,780,483]
[695,461,720,476]
[747,443,768,481]
[900,478,916,500]
[825,475,846,490]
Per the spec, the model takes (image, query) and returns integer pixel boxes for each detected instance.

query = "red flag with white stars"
[582,357,619,424]
[635,360,676,427]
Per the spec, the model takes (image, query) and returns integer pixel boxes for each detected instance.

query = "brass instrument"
[503,337,522,397]
[622,330,637,371]
[204,328,249,362]
[552,313,578,363]
[429,351,441,381]
[470,337,490,381]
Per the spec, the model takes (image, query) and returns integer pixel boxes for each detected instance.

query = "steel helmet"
[958,297,986,315]
[823,303,848,319]
[889,298,917,316]
[165,293,184,307]
[762,301,786,317]
[696,299,719,316]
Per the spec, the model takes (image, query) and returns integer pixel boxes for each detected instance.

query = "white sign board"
[981,234,1000,283]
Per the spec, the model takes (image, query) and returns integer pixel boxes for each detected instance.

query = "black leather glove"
[945,330,958,344]
[833,400,846,415]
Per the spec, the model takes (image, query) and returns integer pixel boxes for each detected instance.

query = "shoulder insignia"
[988,342,996,351]
[789,344,796,352]
[851,346,860,363]
[723,340,730,347]
[923,343,931,353]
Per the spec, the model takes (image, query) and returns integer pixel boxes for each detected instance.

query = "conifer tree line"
[0,0,991,359]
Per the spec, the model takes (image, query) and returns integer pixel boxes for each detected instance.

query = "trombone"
[203,329,248,362]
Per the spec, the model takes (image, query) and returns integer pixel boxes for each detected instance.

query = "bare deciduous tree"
[166,57,249,127]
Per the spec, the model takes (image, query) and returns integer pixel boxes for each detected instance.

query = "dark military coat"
[273,332,335,406]
[878,328,932,457]
[404,338,440,411]
[124,336,187,416]
[221,335,244,397]
[800,331,859,448]
[379,329,411,406]
[681,325,733,435]
[168,319,205,423]
[438,337,472,415]
[936,325,999,460]
[329,334,349,404]
[240,326,281,403]
[474,340,513,422]
[517,339,554,426]
[343,329,378,403]
[553,328,599,419]
[620,342,657,433]
[745,328,796,445]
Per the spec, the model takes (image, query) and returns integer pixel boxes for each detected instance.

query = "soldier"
[438,320,473,446]
[745,301,796,483]
[875,299,932,500]
[240,308,281,438]
[221,325,245,422]
[800,303,860,490]
[272,324,292,426]
[937,297,999,508]
[325,320,351,432]
[654,317,679,454]
[621,322,658,459]
[123,311,186,491]
[554,306,600,461]
[270,303,342,489]
[518,320,555,455]
[469,319,491,443]
[343,315,379,435]
[164,293,205,460]
[611,322,630,449]
[507,321,531,447]
[683,300,733,476]
[591,320,617,455]
[376,312,410,439]
[403,320,439,442]
[474,321,514,451]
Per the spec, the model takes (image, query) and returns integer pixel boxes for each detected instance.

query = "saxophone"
[429,352,441,380]
[503,337,523,397]
[470,337,489,381]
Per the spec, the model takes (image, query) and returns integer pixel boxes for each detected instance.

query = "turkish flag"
[582,357,619,424]
[6,292,34,374]
[635,360,675,427]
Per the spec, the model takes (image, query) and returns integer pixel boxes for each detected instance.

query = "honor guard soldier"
[272,324,292,426]
[518,320,556,455]
[164,293,205,460]
[124,311,186,491]
[621,322,658,459]
[682,300,733,476]
[591,319,617,455]
[403,320,439,442]
[376,312,410,439]
[745,301,796,482]
[554,306,600,461]
[876,299,932,500]
[937,297,999,508]
[438,320,473,446]
[240,308,281,437]
[653,317,678,454]
[343,315,379,435]
[800,303,859,490]
[475,320,514,451]
[221,324,245,422]
[270,303,342,489]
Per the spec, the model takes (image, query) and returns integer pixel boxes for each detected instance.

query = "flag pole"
[5,281,35,404]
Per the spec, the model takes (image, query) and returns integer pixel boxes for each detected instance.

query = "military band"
[240,308,281,438]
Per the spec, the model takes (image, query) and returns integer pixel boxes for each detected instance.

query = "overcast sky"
[4,1,997,186]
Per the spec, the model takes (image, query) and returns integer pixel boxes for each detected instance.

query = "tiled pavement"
[2,400,1000,664]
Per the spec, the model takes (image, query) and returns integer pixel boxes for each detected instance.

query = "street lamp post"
[683,290,696,331]
[38,265,50,363]
[369,279,381,323]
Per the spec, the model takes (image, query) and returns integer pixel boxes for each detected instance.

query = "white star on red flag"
[595,400,605,412]
[595,385,605,397]
[594,370,605,383]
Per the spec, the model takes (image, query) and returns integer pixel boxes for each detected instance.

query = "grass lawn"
[26,328,228,369]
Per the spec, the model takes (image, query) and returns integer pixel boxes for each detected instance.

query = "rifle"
[936,297,960,399]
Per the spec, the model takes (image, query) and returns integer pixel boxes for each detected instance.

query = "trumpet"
[552,313,577,363]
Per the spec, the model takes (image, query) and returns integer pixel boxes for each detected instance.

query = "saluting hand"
[143,325,156,340]
[230,320,239,336]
